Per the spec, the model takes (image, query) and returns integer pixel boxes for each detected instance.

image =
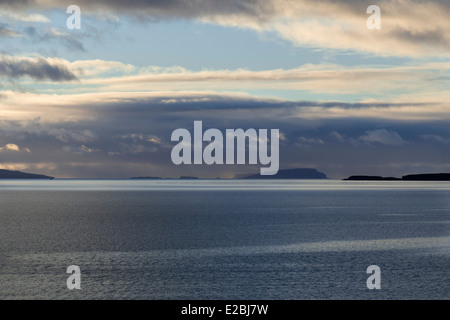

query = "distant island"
[344,175,401,181]
[237,168,328,179]
[344,173,450,181]
[0,169,54,180]
[130,176,162,180]
[402,173,450,181]
[130,168,327,180]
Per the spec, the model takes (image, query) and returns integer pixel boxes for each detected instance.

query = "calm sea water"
[0,179,448,300]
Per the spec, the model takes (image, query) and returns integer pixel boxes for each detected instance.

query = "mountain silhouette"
[0,169,54,179]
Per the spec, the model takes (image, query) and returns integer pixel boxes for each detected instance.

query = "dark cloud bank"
[1,95,449,179]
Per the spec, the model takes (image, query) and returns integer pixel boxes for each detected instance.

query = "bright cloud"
[1,0,449,56]
[0,143,30,152]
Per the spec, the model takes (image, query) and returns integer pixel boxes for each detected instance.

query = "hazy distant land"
[237,168,328,179]
[2,168,450,181]
[344,173,450,181]
[129,168,328,180]
[132,171,450,181]
[0,169,54,180]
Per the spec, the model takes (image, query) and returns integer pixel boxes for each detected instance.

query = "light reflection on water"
[1,179,450,191]
[0,179,448,299]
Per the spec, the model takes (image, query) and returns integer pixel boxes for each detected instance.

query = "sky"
[0,0,449,179]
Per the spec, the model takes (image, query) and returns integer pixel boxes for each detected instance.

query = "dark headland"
[402,173,450,181]
[237,168,328,179]
[343,175,401,181]
[0,169,54,180]
[344,173,450,181]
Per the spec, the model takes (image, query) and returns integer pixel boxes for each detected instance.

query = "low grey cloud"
[0,55,78,81]
[420,134,450,145]
[359,129,406,146]
[1,94,449,179]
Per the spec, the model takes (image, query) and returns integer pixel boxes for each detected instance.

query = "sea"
[0,179,448,300]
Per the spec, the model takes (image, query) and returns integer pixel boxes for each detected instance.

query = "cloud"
[62,145,102,155]
[0,55,78,81]
[330,131,346,143]
[1,90,449,126]
[1,143,20,151]
[2,0,448,56]
[70,59,136,77]
[1,56,435,107]
[359,129,406,146]
[0,143,30,152]
[294,136,325,148]
[119,133,167,146]
[420,134,450,144]
[24,26,85,51]
[36,60,444,101]
[0,0,267,19]
[0,91,449,178]
[203,0,450,57]
[0,25,21,37]
[0,2,448,178]
[46,128,97,143]
[2,12,50,22]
